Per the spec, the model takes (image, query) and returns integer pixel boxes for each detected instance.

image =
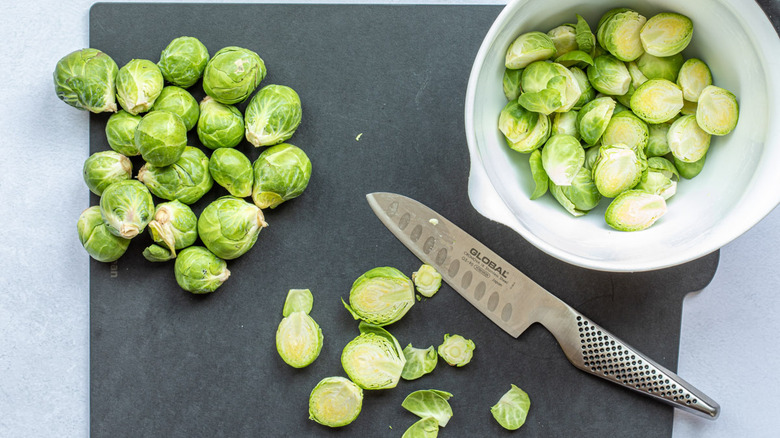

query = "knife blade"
[367,192,719,419]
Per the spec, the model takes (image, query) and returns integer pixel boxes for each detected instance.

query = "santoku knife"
[367,192,719,419]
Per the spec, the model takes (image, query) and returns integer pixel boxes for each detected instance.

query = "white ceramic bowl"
[465,0,780,272]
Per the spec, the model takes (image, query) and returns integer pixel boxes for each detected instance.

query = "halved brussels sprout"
[529,149,549,199]
[197,196,267,260]
[276,288,323,368]
[142,244,175,262]
[599,9,647,62]
[157,36,210,89]
[547,24,577,57]
[209,148,253,198]
[491,384,531,431]
[196,96,245,149]
[134,110,187,167]
[438,334,475,367]
[597,8,632,45]
[675,154,706,179]
[677,58,712,102]
[503,68,523,101]
[309,377,363,428]
[174,246,230,293]
[202,46,266,104]
[667,114,711,163]
[151,86,199,130]
[570,67,595,109]
[696,85,739,135]
[251,143,312,209]
[629,79,683,124]
[505,31,556,69]
[587,55,630,96]
[498,100,550,153]
[551,110,580,140]
[343,266,415,326]
[402,389,454,427]
[137,146,213,204]
[549,167,602,216]
[341,322,406,390]
[640,12,693,57]
[147,200,198,256]
[520,62,581,114]
[82,151,132,196]
[541,134,584,186]
[646,123,671,156]
[99,180,154,239]
[115,59,164,115]
[636,52,684,82]
[605,190,667,231]
[412,264,442,298]
[577,96,616,145]
[105,110,142,156]
[53,48,118,113]
[245,84,302,147]
[601,111,649,151]
[77,206,130,262]
[592,144,645,198]
[401,344,438,380]
[402,417,439,438]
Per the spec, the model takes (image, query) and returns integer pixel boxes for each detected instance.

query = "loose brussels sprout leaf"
[173,246,230,293]
[646,123,671,156]
[592,144,645,198]
[402,390,454,427]
[54,48,118,113]
[438,334,475,367]
[550,166,601,216]
[105,110,142,156]
[518,86,563,115]
[152,86,199,131]
[600,9,647,62]
[541,134,584,186]
[283,288,314,317]
[696,85,739,136]
[677,58,712,102]
[502,68,523,101]
[82,151,132,196]
[202,46,266,104]
[667,114,711,163]
[605,190,667,231]
[245,84,303,147]
[77,206,130,262]
[276,311,323,368]
[147,200,198,256]
[309,377,363,428]
[142,244,175,262]
[555,50,594,68]
[198,196,267,260]
[505,31,556,69]
[115,59,164,115]
[636,52,684,82]
[491,384,531,431]
[137,146,213,204]
[521,62,582,113]
[570,67,595,110]
[344,266,415,326]
[587,55,631,96]
[402,417,439,438]
[675,154,706,179]
[209,148,253,198]
[547,24,577,57]
[575,14,595,54]
[640,12,693,57]
[401,344,438,380]
[630,79,683,124]
[601,111,648,151]
[134,110,187,167]
[412,264,442,298]
[577,96,616,145]
[341,322,406,390]
[99,180,154,239]
[551,110,580,140]
[157,36,210,88]
[648,156,680,179]
[251,143,312,209]
[528,149,549,200]
[197,96,245,149]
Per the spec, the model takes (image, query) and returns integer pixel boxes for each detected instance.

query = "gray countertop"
[1,0,778,437]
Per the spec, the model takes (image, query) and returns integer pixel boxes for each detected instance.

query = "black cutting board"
[89,4,723,437]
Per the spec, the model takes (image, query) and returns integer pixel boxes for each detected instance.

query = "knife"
[367,192,719,419]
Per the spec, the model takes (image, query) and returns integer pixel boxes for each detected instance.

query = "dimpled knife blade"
[366,192,720,419]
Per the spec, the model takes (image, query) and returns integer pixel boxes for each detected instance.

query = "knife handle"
[541,306,720,419]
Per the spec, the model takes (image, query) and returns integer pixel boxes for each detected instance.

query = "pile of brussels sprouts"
[56,37,311,293]
[499,9,740,231]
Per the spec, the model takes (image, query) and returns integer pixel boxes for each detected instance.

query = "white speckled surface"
[0,1,777,437]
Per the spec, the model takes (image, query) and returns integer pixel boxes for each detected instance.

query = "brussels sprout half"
[640,12,694,57]
[245,84,302,147]
[343,266,415,326]
[134,110,188,167]
[505,31,556,69]
[174,246,230,293]
[630,79,683,124]
[438,334,475,367]
[341,322,406,390]
[577,96,616,145]
[137,146,213,204]
[550,167,602,216]
[605,190,667,231]
[547,24,577,57]
[202,46,266,104]
[198,196,268,260]
[668,114,711,163]
[601,111,649,152]
[498,100,551,153]
[197,96,245,149]
[592,144,646,198]
[157,36,210,88]
[99,179,154,239]
[491,385,531,431]
[696,85,739,136]
[251,143,312,209]
[82,151,132,196]
[53,48,118,113]
[309,377,363,428]
[599,9,647,62]
[677,58,712,102]
[276,309,323,369]
[587,55,631,96]
[105,110,142,156]
[116,59,164,115]
[541,134,584,186]
[77,206,130,262]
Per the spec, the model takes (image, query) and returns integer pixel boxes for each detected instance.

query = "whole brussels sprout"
[677,59,712,102]
[343,266,415,326]
[541,134,584,186]
[341,322,406,390]
[147,200,198,255]
[549,167,602,216]
[209,148,253,198]
[601,111,648,151]
[134,110,187,167]
[142,244,175,262]
[636,52,684,82]
[498,100,551,153]
[174,246,230,293]
[438,334,475,367]
[252,143,312,209]
[696,85,739,136]
[629,79,683,124]
[82,151,132,196]
[577,96,616,145]
[198,196,268,260]
[157,36,210,88]
[598,9,647,62]
[245,84,303,147]
[196,96,245,149]
[505,31,556,69]
[592,143,645,198]
[137,146,213,204]
[115,59,164,115]
[639,12,693,57]
[151,86,199,130]
[587,55,631,96]
[308,377,363,428]
[105,110,142,156]
[503,68,523,101]
[53,48,118,113]
[668,114,711,163]
[547,24,577,57]
[202,46,266,104]
[99,179,154,239]
[77,206,130,262]
[276,289,323,368]
[605,190,667,231]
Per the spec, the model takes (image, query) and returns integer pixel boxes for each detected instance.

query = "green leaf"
[490,384,531,430]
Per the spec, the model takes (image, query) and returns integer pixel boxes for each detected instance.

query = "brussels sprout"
[151,86,199,130]
[402,390,454,427]
[617,61,649,108]
[402,417,439,438]
[592,144,645,198]
[401,344,438,380]
[570,67,595,109]
[696,85,739,136]
[198,196,268,260]
[599,9,647,62]
[605,190,666,231]
[555,51,594,69]
[202,46,266,104]
[157,36,210,88]
[575,14,596,53]
[77,206,130,262]
[137,146,213,204]
[601,111,648,151]
[541,134,584,186]
[587,55,630,96]
[630,79,683,124]
[308,377,363,428]
[528,149,549,200]
[142,244,175,262]
[245,84,302,147]
[147,200,198,256]
[341,322,406,390]
[551,110,580,140]
[251,143,312,209]
[646,123,671,156]
[550,167,602,216]
[596,8,632,45]
[675,154,706,179]
[276,289,323,368]
[174,246,230,293]
[343,266,415,326]
[667,114,711,163]
[577,96,616,145]
[412,264,442,298]
[105,110,142,156]
[640,12,694,57]
[82,151,132,196]
[491,384,531,431]
[547,24,577,57]
[520,62,581,114]
[634,157,678,199]
[677,59,712,102]
[498,100,550,153]
[208,148,253,198]
[53,48,118,113]
[115,59,164,115]
[134,110,187,167]
[505,31,556,69]
[196,96,245,149]
[99,180,154,239]
[438,334,475,367]
[502,68,523,101]
[583,144,602,170]
[636,52,684,82]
